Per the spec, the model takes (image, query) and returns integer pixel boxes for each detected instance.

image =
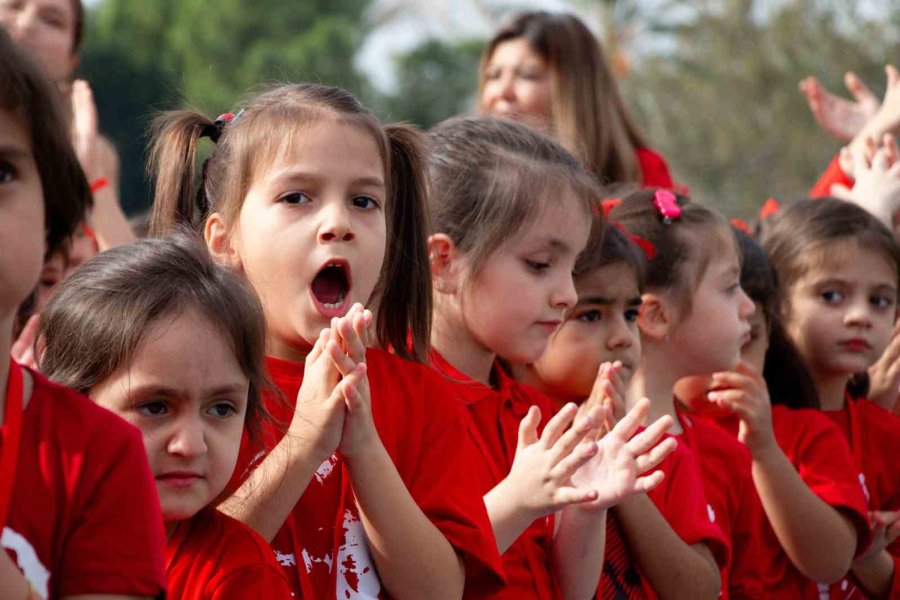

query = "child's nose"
[606,318,634,350]
[167,415,208,458]
[844,298,873,329]
[550,274,578,310]
[318,201,355,243]
[738,288,755,319]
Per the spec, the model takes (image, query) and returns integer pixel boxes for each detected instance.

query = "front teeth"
[322,293,346,311]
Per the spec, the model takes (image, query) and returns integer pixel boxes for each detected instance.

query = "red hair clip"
[614,222,656,260]
[653,189,681,224]
[759,198,780,220]
[730,218,751,234]
[599,198,621,218]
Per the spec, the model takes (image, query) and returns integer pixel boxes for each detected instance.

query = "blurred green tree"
[620,0,898,216]
[379,38,485,128]
[80,0,372,214]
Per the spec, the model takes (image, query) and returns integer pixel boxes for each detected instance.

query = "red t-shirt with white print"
[233,349,505,600]
[676,408,764,600]
[431,352,561,599]
[712,405,871,599]
[824,397,900,599]
[166,507,291,599]
[2,365,166,598]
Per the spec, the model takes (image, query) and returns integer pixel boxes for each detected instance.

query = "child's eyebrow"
[535,236,572,252]
[0,144,31,161]
[578,295,612,305]
[268,170,385,189]
[627,297,643,307]
[127,383,248,401]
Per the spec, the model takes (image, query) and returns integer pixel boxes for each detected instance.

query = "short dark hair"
[575,218,647,289]
[0,28,90,256]
[38,231,273,442]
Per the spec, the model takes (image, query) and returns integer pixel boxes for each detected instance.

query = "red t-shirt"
[636,148,675,189]
[676,408,764,600]
[714,406,870,599]
[167,508,291,599]
[824,397,900,599]
[431,353,560,599]
[234,349,504,600]
[2,366,166,597]
[640,428,730,599]
[810,155,853,198]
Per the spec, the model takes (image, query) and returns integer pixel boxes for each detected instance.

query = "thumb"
[517,405,540,449]
[845,72,877,105]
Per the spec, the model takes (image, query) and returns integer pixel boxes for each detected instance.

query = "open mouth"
[311,260,352,317]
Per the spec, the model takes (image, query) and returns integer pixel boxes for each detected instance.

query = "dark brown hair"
[0,28,90,256]
[575,218,647,290]
[70,0,84,55]
[148,83,432,362]
[762,197,900,295]
[480,11,648,185]
[426,115,599,278]
[38,230,272,441]
[734,228,819,409]
[609,188,732,305]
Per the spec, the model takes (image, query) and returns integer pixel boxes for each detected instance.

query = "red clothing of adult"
[430,352,561,599]
[636,148,675,189]
[711,406,871,599]
[166,508,291,599]
[233,350,504,600]
[810,155,853,198]
[676,408,764,600]
[640,428,730,600]
[1,366,166,597]
[824,397,900,599]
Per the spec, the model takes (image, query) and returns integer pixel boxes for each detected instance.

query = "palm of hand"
[571,430,637,512]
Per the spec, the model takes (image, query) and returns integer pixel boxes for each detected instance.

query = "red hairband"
[759,197,780,220]
[595,197,656,260]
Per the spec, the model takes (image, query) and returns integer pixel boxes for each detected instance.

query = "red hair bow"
[599,198,621,218]
[760,198,780,220]
[730,218,751,234]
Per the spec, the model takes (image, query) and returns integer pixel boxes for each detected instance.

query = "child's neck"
[431,308,495,385]
[814,372,850,412]
[626,343,684,434]
[265,335,311,364]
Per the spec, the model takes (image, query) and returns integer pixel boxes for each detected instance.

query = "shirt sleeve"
[647,440,731,570]
[406,386,507,590]
[636,147,675,189]
[810,155,853,198]
[56,423,167,597]
[795,415,872,558]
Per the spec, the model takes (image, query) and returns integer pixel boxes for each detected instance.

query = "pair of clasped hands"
[297,303,379,463]
[499,363,678,518]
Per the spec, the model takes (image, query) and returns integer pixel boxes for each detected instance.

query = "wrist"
[342,433,387,469]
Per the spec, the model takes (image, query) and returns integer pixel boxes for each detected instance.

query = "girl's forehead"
[797,238,897,285]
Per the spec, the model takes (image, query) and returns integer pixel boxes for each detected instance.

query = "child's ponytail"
[147,110,217,236]
[378,124,432,362]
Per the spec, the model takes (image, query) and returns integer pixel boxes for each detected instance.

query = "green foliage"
[379,38,486,128]
[81,0,372,213]
[621,0,898,217]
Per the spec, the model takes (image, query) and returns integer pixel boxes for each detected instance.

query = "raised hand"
[864,319,900,413]
[571,398,676,512]
[832,135,900,230]
[291,327,348,463]
[707,361,777,455]
[579,361,627,437]
[323,304,379,460]
[799,73,880,141]
[499,402,609,519]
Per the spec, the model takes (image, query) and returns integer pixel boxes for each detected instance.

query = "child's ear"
[205,213,242,270]
[427,234,462,294]
[637,292,674,341]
